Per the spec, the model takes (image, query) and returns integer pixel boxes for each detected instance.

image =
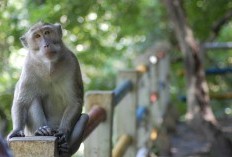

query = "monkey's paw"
[58,141,69,155]
[54,131,69,155]
[8,130,25,139]
[34,126,56,136]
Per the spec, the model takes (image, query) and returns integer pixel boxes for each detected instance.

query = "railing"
[84,70,139,157]
[83,42,171,157]
[203,42,232,50]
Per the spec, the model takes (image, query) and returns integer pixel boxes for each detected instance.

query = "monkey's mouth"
[45,50,57,60]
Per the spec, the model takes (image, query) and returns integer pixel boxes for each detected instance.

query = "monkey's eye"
[44,30,50,35]
[35,34,41,38]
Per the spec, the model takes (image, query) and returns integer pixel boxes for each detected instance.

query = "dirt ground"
[170,117,232,157]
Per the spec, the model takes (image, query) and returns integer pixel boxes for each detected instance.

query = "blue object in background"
[206,67,232,75]
[136,106,148,122]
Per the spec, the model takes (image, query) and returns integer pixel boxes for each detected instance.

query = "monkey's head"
[20,22,64,62]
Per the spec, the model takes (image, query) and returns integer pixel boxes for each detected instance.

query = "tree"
[163,0,232,156]
[163,0,216,125]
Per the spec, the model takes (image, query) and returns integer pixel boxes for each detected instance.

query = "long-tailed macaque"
[8,22,89,157]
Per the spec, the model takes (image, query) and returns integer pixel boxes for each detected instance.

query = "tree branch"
[208,10,232,41]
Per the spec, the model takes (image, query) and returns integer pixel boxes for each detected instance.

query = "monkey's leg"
[26,98,48,136]
[55,114,88,157]
[68,114,89,155]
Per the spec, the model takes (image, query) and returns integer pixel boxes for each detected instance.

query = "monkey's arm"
[59,98,83,137]
[8,95,27,138]
[8,84,31,139]
[8,103,27,138]
[12,102,27,131]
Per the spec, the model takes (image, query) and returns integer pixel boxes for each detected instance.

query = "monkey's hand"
[34,126,57,136]
[54,130,69,155]
[8,130,25,139]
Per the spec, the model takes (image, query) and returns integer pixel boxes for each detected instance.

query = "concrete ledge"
[9,136,58,157]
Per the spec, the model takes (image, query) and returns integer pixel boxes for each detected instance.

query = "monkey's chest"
[42,80,74,126]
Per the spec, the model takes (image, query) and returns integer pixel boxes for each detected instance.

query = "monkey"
[7,22,89,157]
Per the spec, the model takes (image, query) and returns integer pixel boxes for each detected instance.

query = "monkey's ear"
[54,23,63,38]
[20,36,28,48]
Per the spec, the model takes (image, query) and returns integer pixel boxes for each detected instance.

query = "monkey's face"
[20,22,64,63]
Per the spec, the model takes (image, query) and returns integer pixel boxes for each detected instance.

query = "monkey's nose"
[44,44,49,48]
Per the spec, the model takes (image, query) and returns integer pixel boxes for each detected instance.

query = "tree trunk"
[163,0,216,125]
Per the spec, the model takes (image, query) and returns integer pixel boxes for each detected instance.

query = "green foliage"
[0,0,167,91]
[184,0,232,40]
